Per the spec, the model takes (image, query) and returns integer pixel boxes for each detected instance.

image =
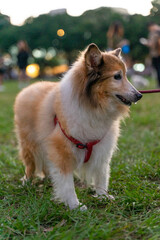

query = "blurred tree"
[0,13,11,30]
[150,0,160,21]
[124,14,149,61]
[0,7,155,63]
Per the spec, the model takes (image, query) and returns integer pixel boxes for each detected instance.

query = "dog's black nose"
[136,93,142,101]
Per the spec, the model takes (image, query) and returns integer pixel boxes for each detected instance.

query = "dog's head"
[72,43,142,116]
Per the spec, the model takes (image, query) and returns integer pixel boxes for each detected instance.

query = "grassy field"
[0,80,160,240]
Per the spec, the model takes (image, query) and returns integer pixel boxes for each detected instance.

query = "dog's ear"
[85,43,102,70]
[111,48,122,58]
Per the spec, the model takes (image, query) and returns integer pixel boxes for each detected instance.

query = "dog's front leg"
[94,162,115,200]
[49,165,87,210]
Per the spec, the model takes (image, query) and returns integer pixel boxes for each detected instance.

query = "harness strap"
[54,116,100,163]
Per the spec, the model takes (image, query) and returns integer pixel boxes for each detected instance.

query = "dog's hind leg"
[19,144,36,180]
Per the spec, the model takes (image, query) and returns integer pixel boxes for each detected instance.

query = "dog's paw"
[93,193,115,201]
[69,202,87,211]
[79,203,88,211]
[106,194,115,200]
[20,175,28,186]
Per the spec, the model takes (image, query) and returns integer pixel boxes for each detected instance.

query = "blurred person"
[107,21,124,50]
[140,23,160,87]
[0,53,5,92]
[107,22,130,67]
[17,40,29,88]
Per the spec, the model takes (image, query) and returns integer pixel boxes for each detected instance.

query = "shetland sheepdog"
[14,44,142,210]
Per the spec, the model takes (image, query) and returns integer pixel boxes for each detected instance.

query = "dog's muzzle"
[116,91,142,106]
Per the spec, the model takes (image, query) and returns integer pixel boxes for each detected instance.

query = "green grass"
[0,80,160,240]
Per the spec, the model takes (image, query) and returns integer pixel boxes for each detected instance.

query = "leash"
[139,89,160,94]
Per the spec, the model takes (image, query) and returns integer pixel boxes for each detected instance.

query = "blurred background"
[0,0,160,89]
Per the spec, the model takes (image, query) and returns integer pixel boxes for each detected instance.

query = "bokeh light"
[26,64,40,78]
[133,63,145,72]
[57,29,65,37]
[32,48,46,58]
[52,64,68,75]
[3,54,12,66]
[45,47,56,60]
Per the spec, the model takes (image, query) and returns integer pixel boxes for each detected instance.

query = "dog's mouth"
[116,94,132,106]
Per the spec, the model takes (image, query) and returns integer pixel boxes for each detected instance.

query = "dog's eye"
[114,73,122,80]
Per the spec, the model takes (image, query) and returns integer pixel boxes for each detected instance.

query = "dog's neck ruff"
[54,116,100,163]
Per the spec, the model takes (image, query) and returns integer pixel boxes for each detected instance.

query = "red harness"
[54,116,100,163]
